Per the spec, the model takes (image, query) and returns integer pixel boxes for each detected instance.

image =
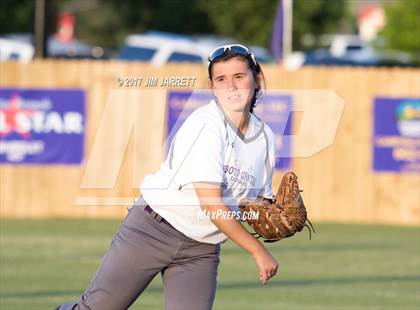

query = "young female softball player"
[56,44,279,310]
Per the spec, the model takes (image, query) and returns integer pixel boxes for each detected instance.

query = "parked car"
[0,35,34,62]
[118,31,273,65]
[284,34,413,69]
[48,37,112,59]
[303,35,412,67]
[0,33,112,61]
[118,31,211,65]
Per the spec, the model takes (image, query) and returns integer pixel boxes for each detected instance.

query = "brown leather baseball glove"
[239,171,315,242]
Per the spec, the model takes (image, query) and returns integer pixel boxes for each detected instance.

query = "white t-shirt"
[139,99,276,244]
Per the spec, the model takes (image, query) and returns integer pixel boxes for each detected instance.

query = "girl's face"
[209,57,260,114]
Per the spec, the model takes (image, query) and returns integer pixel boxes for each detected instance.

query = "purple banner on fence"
[166,91,292,170]
[0,88,85,164]
[373,97,420,173]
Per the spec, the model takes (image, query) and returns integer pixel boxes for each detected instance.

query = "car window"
[167,52,203,63]
[119,46,156,61]
[10,53,20,59]
[347,45,363,51]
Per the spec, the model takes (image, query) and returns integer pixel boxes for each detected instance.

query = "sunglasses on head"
[208,44,258,67]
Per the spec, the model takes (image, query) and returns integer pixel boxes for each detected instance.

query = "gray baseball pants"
[57,203,221,310]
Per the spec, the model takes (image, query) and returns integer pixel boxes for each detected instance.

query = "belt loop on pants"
[144,205,172,227]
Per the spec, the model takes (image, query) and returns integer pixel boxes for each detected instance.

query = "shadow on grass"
[217,274,419,289]
[221,242,399,255]
[0,287,163,300]
[2,275,417,299]
[0,290,83,299]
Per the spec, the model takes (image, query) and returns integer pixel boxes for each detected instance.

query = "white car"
[0,37,34,63]
[118,31,273,66]
[118,32,214,66]
[0,33,110,61]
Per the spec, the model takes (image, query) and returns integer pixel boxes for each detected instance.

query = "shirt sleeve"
[170,116,225,188]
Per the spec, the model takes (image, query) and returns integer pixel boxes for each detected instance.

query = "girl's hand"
[252,248,279,284]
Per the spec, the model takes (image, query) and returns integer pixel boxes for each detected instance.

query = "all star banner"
[0,88,85,164]
[373,97,420,173]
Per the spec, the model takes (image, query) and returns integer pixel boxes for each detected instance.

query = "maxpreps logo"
[396,100,420,138]
[0,92,84,162]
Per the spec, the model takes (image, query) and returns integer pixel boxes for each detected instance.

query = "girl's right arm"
[193,182,279,284]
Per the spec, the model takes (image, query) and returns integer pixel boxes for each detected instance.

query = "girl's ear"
[256,72,263,88]
[208,79,217,99]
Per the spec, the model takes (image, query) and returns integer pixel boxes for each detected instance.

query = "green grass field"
[0,219,419,310]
